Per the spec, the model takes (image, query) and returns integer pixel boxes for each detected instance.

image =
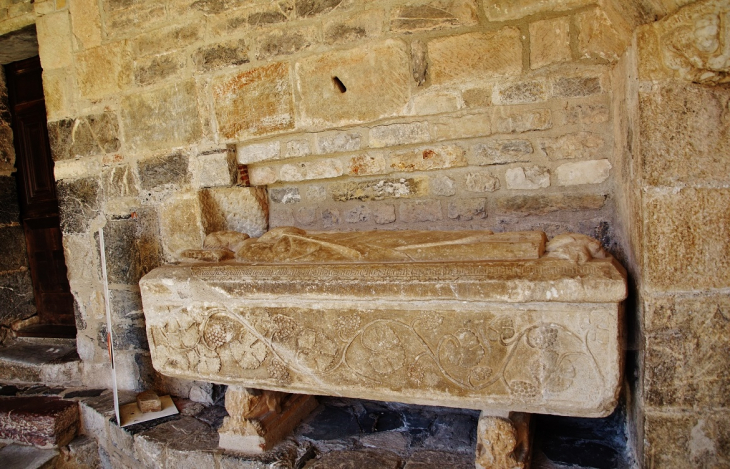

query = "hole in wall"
[332,76,347,93]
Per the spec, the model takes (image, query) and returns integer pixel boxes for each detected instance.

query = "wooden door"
[5,56,75,329]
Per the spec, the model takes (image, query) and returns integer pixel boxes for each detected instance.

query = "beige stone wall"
[632,0,730,466]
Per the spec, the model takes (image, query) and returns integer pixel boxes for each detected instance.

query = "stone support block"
[213,62,294,140]
[295,40,411,128]
[555,159,611,186]
[530,17,571,69]
[428,28,522,85]
[475,412,531,469]
[254,24,318,61]
[42,70,73,120]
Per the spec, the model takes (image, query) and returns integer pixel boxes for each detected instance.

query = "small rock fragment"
[137,390,162,413]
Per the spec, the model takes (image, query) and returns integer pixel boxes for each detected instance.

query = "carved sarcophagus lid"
[140,228,627,418]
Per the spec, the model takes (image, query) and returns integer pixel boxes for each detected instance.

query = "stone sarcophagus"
[140,228,626,420]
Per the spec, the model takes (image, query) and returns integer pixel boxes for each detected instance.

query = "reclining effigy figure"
[140,228,626,468]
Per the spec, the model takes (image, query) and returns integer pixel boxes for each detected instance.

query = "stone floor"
[0,381,634,468]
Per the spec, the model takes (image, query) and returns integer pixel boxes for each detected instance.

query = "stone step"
[0,339,82,387]
[0,444,58,469]
[0,396,79,448]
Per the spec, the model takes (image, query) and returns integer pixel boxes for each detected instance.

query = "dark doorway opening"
[5,56,75,339]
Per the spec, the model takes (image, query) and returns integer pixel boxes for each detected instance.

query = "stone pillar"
[475,412,531,469]
[218,386,317,454]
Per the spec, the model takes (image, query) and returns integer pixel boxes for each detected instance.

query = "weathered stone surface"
[306,449,402,468]
[316,132,361,154]
[640,82,730,186]
[0,176,20,225]
[465,171,500,193]
[447,198,486,220]
[137,390,161,413]
[370,122,430,148]
[390,145,467,172]
[429,175,455,196]
[122,81,202,152]
[330,177,426,201]
[555,159,611,186]
[159,192,206,259]
[0,397,78,448]
[495,81,547,105]
[645,294,730,409]
[103,212,162,286]
[404,450,474,468]
[102,164,138,199]
[349,153,386,176]
[197,150,236,188]
[193,39,249,72]
[296,40,411,128]
[473,140,533,166]
[133,52,184,86]
[431,113,492,140]
[237,141,281,165]
[577,7,628,62]
[138,153,189,191]
[0,225,28,271]
[131,23,201,57]
[204,231,251,252]
[373,204,396,224]
[57,177,101,234]
[296,0,344,18]
[409,90,461,115]
[539,132,605,160]
[0,270,34,325]
[400,199,443,222]
[644,411,730,469]
[644,188,730,291]
[530,17,571,69]
[214,63,294,139]
[285,139,312,158]
[475,413,530,469]
[141,229,625,416]
[109,289,143,322]
[48,112,121,161]
[411,39,428,86]
[484,0,591,21]
[36,12,72,70]
[428,28,522,85]
[69,0,102,50]
[565,103,610,125]
[75,41,126,100]
[256,25,318,61]
[280,160,344,182]
[493,109,552,134]
[390,0,478,32]
[249,166,279,186]
[505,166,550,190]
[463,87,492,108]
[552,77,602,98]
[199,186,268,237]
[324,9,383,45]
[496,193,607,215]
[270,187,301,204]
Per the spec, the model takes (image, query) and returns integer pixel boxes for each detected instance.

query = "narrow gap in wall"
[332,76,347,93]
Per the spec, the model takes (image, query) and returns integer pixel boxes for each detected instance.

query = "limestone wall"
[633,0,730,466]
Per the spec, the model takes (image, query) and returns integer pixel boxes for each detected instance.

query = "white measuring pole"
[98,227,121,426]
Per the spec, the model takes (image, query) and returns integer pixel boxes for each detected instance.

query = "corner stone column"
[475,412,532,469]
[218,386,317,454]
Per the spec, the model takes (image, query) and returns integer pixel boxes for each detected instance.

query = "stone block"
[430,175,456,196]
[57,177,101,234]
[193,39,250,72]
[530,17,571,69]
[0,270,34,325]
[463,87,492,108]
[102,164,138,199]
[409,90,461,115]
[76,41,126,100]
[0,175,20,225]
[133,52,185,86]
[540,133,605,161]
[159,192,206,260]
[640,82,730,186]
[390,145,466,172]
[109,289,144,322]
[103,212,162,286]
[330,177,427,201]
[103,3,167,37]
[199,186,268,237]
[345,204,370,223]
[270,187,301,204]
[564,103,610,125]
[197,150,236,188]
[431,112,491,140]
[294,207,317,226]
[249,166,278,186]
[295,40,411,128]
[576,7,627,62]
[213,63,294,140]
[644,411,730,469]
[390,0,478,33]
[0,397,78,448]
[349,153,386,176]
[428,28,522,85]
[555,159,611,186]
[324,9,384,45]
[237,141,281,165]
[552,77,602,98]
[307,450,402,468]
[131,23,201,58]
[122,81,202,152]
[254,25,318,61]
[493,108,552,134]
[69,0,102,50]
[48,112,120,161]
[322,208,340,228]
[138,153,189,191]
[400,199,443,222]
[62,234,100,286]
[41,70,73,121]
[280,159,344,182]
[370,122,430,148]
[645,294,730,409]
[137,390,161,413]
[465,171,500,193]
[447,198,486,220]
[316,131,361,154]
[494,191,604,216]
[484,0,591,21]
[505,166,550,190]
[296,0,346,18]
[473,139,533,166]
[285,139,311,158]
[373,204,396,224]
[636,25,670,82]
[494,80,547,105]
[644,188,730,291]
[37,12,72,70]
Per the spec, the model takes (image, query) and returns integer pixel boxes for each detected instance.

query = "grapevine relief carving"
[150,305,604,402]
